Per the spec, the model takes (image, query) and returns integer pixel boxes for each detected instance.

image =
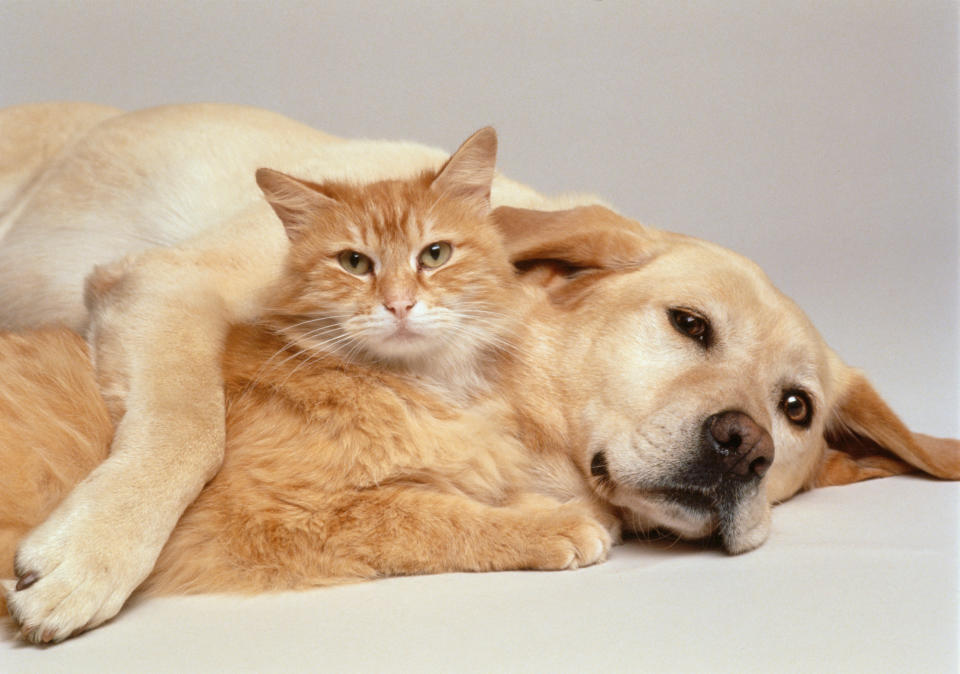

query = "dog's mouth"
[590,449,717,514]
[590,450,613,484]
[590,450,769,554]
[646,487,716,513]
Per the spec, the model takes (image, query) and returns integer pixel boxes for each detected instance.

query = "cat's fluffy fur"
[0,129,611,594]
[0,329,111,570]
[0,315,608,594]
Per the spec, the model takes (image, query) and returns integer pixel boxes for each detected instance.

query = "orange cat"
[0,128,607,597]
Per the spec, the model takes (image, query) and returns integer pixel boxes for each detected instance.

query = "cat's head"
[256,128,519,375]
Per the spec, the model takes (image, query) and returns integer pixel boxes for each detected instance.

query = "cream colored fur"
[0,103,956,643]
[0,104,604,642]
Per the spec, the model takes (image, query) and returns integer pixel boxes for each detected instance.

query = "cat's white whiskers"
[438,319,525,358]
[237,329,315,396]
[278,350,327,387]
[248,322,355,388]
[343,340,378,368]
[281,316,342,332]
[277,329,370,385]
[300,332,360,356]
[238,342,315,398]
[287,325,348,344]
[447,330,522,359]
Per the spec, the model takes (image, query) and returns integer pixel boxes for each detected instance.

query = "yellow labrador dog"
[0,103,956,643]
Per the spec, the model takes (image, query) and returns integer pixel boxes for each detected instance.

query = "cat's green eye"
[419,242,452,269]
[338,250,373,275]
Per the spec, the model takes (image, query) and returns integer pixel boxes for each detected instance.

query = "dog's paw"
[527,504,612,571]
[6,512,154,643]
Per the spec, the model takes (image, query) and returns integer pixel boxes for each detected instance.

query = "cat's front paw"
[6,508,155,643]
[527,504,612,571]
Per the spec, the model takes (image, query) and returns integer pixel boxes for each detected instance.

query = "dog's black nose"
[704,411,774,480]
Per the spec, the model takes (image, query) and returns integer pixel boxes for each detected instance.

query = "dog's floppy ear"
[492,205,658,272]
[813,369,960,487]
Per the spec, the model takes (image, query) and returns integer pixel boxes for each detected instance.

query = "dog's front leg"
[4,226,284,643]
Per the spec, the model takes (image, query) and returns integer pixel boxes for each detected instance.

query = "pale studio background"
[0,1,956,437]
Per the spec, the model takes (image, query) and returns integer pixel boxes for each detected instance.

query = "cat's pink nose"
[384,299,416,319]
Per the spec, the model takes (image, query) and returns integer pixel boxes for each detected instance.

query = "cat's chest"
[233,373,520,494]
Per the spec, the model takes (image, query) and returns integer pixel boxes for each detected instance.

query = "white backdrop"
[1,0,957,436]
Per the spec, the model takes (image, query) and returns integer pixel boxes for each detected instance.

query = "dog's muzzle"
[700,410,774,482]
[591,410,775,552]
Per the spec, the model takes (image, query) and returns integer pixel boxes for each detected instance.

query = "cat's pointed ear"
[812,367,960,487]
[256,168,338,241]
[430,127,497,208]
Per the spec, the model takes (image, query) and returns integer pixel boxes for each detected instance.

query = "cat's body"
[0,306,588,594]
[148,320,576,593]
[0,329,112,574]
[0,129,610,595]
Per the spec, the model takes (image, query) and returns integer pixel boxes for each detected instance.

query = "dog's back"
[0,103,123,227]
[0,328,112,578]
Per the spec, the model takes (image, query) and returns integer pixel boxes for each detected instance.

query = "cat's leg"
[323,487,614,577]
[4,215,288,643]
[144,486,614,594]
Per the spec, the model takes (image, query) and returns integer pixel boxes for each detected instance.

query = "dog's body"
[0,103,956,642]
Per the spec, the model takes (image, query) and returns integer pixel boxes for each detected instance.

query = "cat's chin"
[365,332,438,363]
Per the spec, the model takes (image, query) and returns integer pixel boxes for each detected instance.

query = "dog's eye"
[781,389,813,427]
[668,308,711,347]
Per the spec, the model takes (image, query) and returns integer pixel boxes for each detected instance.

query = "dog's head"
[496,205,959,554]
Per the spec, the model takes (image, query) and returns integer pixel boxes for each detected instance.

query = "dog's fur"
[0,104,957,643]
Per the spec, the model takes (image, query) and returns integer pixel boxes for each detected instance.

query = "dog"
[1,103,956,642]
